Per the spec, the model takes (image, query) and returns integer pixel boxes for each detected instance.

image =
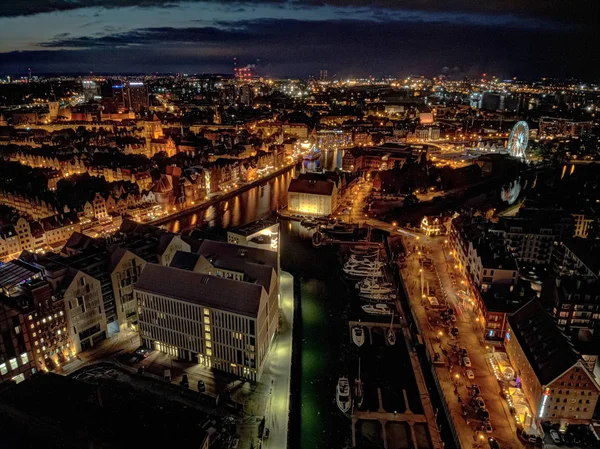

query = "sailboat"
[354,358,364,409]
[336,376,352,413]
[386,313,396,346]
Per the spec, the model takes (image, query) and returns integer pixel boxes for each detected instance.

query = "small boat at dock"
[362,304,393,316]
[336,376,352,413]
[352,326,365,347]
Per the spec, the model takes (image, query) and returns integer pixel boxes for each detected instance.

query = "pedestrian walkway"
[400,236,525,449]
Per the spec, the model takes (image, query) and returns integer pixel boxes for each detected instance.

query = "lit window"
[206,341,211,348]
[204,316,210,324]
[0,363,7,375]
[58,330,62,335]
[206,349,212,356]
[9,359,18,370]
[30,324,35,329]
[60,311,64,316]
[204,309,209,316]
[204,325,210,332]
[20,353,29,365]
[205,333,211,341]
[28,315,33,321]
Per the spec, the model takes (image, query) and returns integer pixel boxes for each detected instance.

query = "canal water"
[162,149,436,448]
[163,149,345,234]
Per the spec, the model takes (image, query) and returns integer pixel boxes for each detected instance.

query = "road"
[400,234,525,449]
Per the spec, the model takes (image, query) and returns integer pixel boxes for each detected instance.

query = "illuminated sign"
[505,332,511,341]
[129,82,144,86]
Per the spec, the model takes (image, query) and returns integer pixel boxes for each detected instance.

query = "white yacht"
[356,278,392,289]
[352,326,365,347]
[359,283,394,295]
[344,260,383,269]
[336,376,352,413]
[343,266,384,277]
[360,292,396,302]
[361,304,393,315]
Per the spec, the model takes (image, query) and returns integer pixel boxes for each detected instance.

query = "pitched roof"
[508,299,579,385]
[288,177,334,196]
[135,264,264,317]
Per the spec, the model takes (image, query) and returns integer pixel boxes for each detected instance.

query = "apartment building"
[171,239,279,342]
[135,264,272,381]
[491,208,572,266]
[109,247,146,330]
[505,300,600,427]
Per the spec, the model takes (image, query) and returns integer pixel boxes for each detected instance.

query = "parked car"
[466,370,475,380]
[471,384,481,396]
[264,428,270,439]
[483,421,493,434]
[475,397,485,408]
[459,347,468,356]
[197,380,206,393]
[478,408,490,421]
[488,438,500,449]
[451,327,459,336]
[463,356,472,367]
[549,429,561,444]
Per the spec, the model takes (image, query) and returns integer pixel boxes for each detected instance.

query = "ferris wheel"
[507,121,529,159]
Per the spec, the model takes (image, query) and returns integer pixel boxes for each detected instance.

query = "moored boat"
[343,266,384,278]
[336,376,352,413]
[361,303,393,316]
[355,358,364,409]
[352,326,365,347]
[360,292,396,302]
[387,328,396,345]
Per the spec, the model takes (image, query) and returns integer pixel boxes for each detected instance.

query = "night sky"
[0,0,597,79]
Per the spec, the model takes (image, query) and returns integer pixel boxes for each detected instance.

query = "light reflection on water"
[163,149,345,233]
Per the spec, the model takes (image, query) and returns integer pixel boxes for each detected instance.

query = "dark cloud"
[0,0,597,29]
[2,17,597,79]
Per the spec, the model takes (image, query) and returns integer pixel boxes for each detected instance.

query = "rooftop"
[135,263,264,317]
[288,177,335,196]
[508,299,579,385]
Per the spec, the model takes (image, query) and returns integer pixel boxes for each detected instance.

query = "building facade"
[136,264,273,381]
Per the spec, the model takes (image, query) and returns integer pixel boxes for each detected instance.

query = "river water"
[163,149,345,234]
[161,148,434,448]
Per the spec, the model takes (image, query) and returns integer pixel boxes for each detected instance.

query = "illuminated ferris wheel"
[507,121,529,159]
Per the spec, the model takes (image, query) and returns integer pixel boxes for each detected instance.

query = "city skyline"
[0,0,598,78]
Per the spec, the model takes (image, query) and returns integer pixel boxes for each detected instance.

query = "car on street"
[466,370,475,380]
[459,347,468,356]
[471,384,481,396]
[478,408,489,421]
[197,380,206,392]
[264,428,270,439]
[483,421,493,433]
[463,356,472,367]
[451,326,459,336]
[488,437,500,449]
[549,429,561,444]
[475,397,485,408]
